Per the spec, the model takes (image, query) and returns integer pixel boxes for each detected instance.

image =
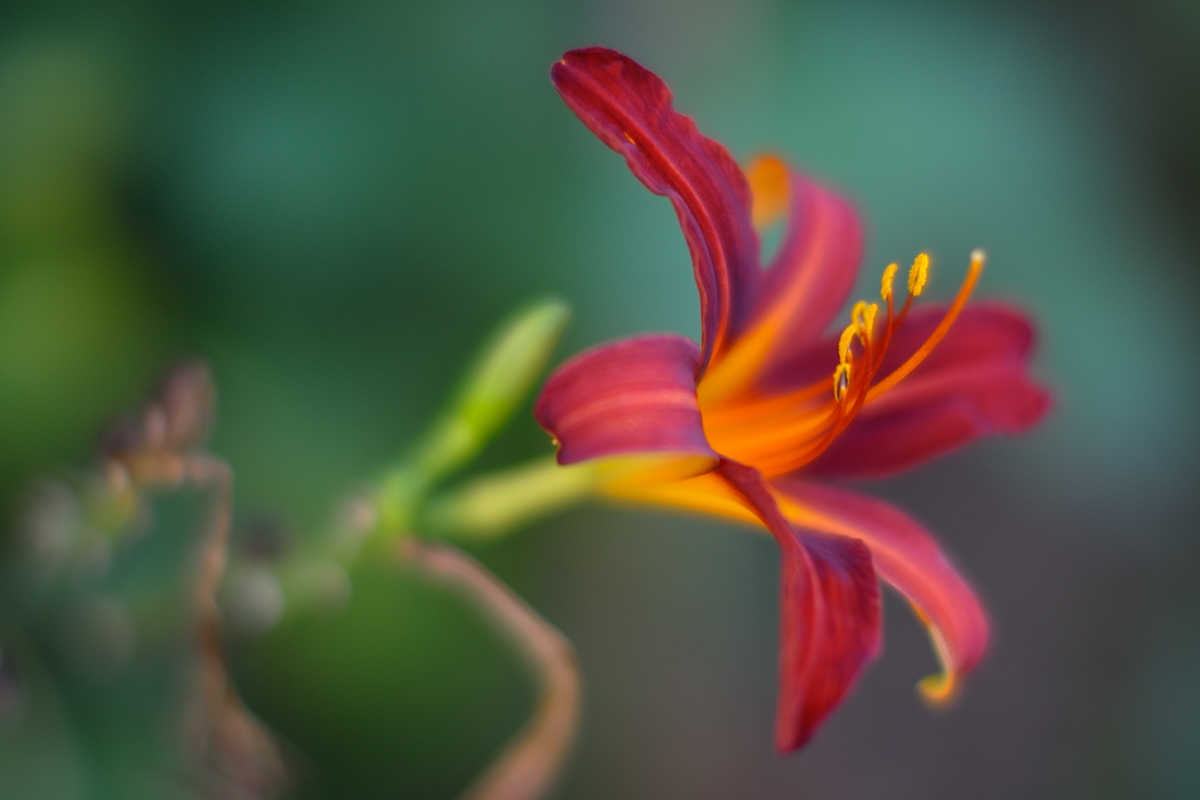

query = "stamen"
[872,281,897,372]
[709,250,986,478]
[792,314,878,469]
[846,301,879,346]
[832,293,880,404]
[837,324,857,364]
[908,253,929,297]
[850,300,869,332]
[880,263,898,301]
[866,249,986,404]
[833,363,851,402]
[831,295,880,407]
[860,303,878,342]
[834,320,856,404]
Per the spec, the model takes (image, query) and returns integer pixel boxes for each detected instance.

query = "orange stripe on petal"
[700,170,862,406]
[602,469,758,522]
[596,453,722,493]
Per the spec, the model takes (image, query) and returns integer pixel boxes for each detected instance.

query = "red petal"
[771,479,990,701]
[552,48,759,371]
[534,334,716,465]
[699,168,862,405]
[752,170,862,351]
[810,303,1050,478]
[716,460,881,751]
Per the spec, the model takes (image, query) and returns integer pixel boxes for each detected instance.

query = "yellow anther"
[908,253,929,297]
[848,300,878,344]
[861,303,878,341]
[850,301,868,332]
[866,249,985,404]
[838,323,858,364]
[881,263,898,301]
[833,362,851,402]
[835,298,877,401]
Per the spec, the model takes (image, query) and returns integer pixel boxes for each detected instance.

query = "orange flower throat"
[700,250,986,477]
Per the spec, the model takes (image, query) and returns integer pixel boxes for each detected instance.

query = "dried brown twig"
[397,537,582,800]
[106,362,285,799]
[103,361,581,800]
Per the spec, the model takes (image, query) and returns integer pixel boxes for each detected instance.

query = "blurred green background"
[1,0,1199,798]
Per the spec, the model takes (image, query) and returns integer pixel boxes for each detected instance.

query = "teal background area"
[1,0,1198,798]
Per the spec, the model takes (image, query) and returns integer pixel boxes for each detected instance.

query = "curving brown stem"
[397,537,582,800]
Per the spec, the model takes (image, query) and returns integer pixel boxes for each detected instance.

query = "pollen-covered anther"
[834,321,860,403]
[833,300,873,405]
[860,304,878,342]
[880,263,899,301]
[865,248,987,404]
[908,253,930,297]
[849,301,878,343]
[833,362,852,402]
[837,323,858,364]
[850,301,867,337]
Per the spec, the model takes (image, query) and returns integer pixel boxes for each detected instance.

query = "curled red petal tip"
[772,480,990,694]
[552,48,760,371]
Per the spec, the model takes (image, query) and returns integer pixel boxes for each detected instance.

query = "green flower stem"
[230,299,573,625]
[423,455,598,542]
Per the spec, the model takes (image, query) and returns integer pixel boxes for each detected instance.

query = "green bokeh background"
[1,0,1198,798]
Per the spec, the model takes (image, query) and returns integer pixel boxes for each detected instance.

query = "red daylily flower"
[536,47,1050,752]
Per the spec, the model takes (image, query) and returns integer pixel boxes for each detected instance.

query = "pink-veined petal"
[534,334,715,465]
[771,478,989,703]
[716,460,881,752]
[552,48,759,371]
[807,303,1051,478]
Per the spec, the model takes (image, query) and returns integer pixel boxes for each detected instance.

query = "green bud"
[376,298,570,534]
[450,297,570,453]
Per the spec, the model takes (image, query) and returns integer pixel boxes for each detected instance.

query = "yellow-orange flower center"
[700,250,986,476]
